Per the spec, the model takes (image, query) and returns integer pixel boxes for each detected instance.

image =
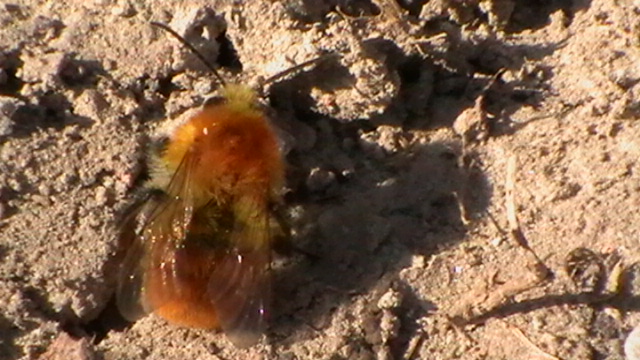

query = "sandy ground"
[1,0,640,359]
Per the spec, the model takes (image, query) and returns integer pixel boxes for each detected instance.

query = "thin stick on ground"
[505,154,551,279]
[402,332,425,360]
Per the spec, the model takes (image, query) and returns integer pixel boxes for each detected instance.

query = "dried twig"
[402,332,425,360]
[448,266,546,324]
[453,69,506,145]
[505,154,551,279]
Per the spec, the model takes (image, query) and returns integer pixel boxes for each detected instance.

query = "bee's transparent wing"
[116,229,148,320]
[116,192,158,321]
[116,154,195,320]
[207,197,272,348]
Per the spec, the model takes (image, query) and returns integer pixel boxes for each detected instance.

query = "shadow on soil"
[264,35,563,357]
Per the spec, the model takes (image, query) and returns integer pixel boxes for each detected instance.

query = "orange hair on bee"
[118,21,330,348]
[159,84,284,207]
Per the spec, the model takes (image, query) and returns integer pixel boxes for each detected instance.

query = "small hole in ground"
[83,296,132,344]
[216,32,242,72]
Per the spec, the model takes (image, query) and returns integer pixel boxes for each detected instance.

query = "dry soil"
[1,0,640,359]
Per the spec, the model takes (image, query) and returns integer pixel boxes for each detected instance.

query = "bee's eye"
[204,96,227,107]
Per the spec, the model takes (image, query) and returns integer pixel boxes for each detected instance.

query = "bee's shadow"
[263,33,565,354]
[266,74,482,352]
[268,132,480,348]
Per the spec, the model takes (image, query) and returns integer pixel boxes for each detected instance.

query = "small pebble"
[411,255,425,269]
[377,288,402,310]
[0,96,21,137]
[305,167,336,192]
[111,0,136,17]
[94,186,109,206]
[625,323,640,360]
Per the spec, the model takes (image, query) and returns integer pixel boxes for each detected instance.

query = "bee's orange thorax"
[162,101,283,204]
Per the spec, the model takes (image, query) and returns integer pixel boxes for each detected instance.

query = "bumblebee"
[115,21,289,348]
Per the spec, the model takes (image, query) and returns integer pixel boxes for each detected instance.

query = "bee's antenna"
[151,21,227,87]
[262,53,340,86]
